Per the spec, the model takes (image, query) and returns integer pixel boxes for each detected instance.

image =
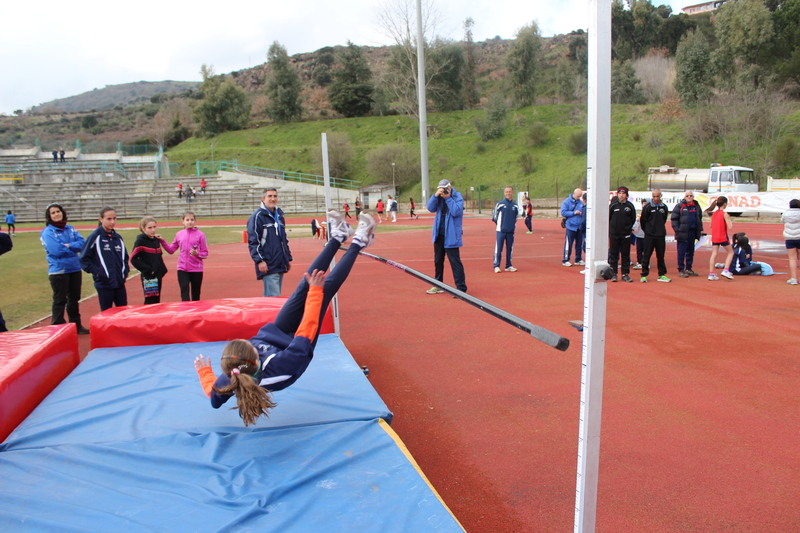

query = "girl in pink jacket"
[163,211,208,301]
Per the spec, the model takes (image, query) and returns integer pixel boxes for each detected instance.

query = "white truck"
[766,176,800,192]
[647,164,758,193]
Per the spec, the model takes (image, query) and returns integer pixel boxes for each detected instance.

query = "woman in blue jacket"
[80,207,130,311]
[40,203,89,334]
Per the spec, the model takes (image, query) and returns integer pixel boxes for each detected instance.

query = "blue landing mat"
[2,334,392,450]
[0,335,463,532]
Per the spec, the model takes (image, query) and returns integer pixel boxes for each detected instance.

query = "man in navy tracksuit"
[671,191,704,277]
[639,188,671,282]
[247,187,292,297]
[492,186,520,272]
[608,187,637,282]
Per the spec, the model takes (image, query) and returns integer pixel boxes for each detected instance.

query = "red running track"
[36,213,800,532]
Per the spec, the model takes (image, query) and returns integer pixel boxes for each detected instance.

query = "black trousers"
[433,235,467,292]
[97,286,128,311]
[50,271,83,325]
[641,236,667,277]
[178,270,203,301]
[608,234,631,275]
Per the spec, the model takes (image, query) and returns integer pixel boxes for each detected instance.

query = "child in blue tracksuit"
[80,207,130,311]
[4,211,15,236]
[730,233,762,275]
[194,211,376,426]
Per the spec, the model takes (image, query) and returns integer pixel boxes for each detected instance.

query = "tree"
[505,22,542,107]
[194,65,250,137]
[366,144,420,186]
[265,42,304,124]
[675,30,713,105]
[770,0,800,85]
[474,94,508,141]
[314,132,354,178]
[611,60,647,104]
[554,58,576,103]
[712,0,775,89]
[312,47,335,87]
[462,17,480,108]
[328,41,375,118]
[427,40,465,112]
[654,12,696,55]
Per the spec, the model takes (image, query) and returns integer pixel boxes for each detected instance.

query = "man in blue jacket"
[248,188,293,297]
[560,188,586,267]
[492,186,520,273]
[426,179,467,294]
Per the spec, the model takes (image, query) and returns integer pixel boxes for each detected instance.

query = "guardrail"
[196,160,361,191]
[0,161,129,179]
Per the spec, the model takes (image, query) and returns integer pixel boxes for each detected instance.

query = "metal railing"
[0,160,129,178]
[196,160,361,190]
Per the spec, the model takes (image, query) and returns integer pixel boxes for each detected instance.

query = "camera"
[440,187,451,195]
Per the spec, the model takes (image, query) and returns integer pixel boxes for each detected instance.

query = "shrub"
[528,122,549,147]
[519,153,536,175]
[774,137,799,168]
[567,130,587,155]
[659,155,676,168]
[632,132,641,142]
[474,94,507,141]
[475,142,486,153]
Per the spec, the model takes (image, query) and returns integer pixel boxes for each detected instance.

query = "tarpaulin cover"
[0,335,462,532]
[0,325,79,443]
[89,297,336,349]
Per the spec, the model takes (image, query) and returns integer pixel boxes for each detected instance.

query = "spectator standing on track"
[130,216,170,304]
[639,189,671,283]
[5,210,15,236]
[671,191,703,278]
[193,210,376,425]
[781,199,800,285]
[631,199,646,270]
[608,186,636,283]
[162,211,208,301]
[41,203,89,334]
[409,197,419,219]
[560,188,585,267]
[247,187,292,297]
[705,196,734,281]
[388,195,398,222]
[426,179,467,294]
[343,201,352,220]
[80,207,130,311]
[522,196,533,234]
[492,186,520,273]
[376,198,385,223]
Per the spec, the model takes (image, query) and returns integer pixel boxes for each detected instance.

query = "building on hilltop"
[682,1,727,16]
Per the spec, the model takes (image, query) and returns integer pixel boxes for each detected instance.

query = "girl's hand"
[190,248,198,257]
[154,234,162,240]
[194,355,212,371]
[304,269,326,287]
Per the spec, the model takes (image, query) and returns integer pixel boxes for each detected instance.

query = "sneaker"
[715,263,725,269]
[621,274,633,282]
[640,276,647,283]
[657,275,672,283]
[708,273,719,281]
[526,231,532,234]
[721,269,734,280]
[77,325,90,335]
[575,260,585,266]
[787,278,799,285]
[579,269,587,274]
[426,286,444,294]
[504,266,518,272]
[686,270,699,277]
[352,213,376,248]
[679,271,689,278]
[327,209,353,243]
[611,274,618,282]
[494,266,502,273]
[632,263,642,270]
[562,261,572,267]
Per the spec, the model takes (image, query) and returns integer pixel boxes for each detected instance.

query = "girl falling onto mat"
[193,210,376,425]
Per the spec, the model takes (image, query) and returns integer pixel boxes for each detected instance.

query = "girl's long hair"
[733,232,751,254]
[45,203,67,225]
[213,339,276,426]
[704,196,728,215]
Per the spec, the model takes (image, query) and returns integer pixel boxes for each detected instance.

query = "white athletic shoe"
[494,266,502,273]
[562,261,572,267]
[504,266,518,272]
[327,209,354,243]
[352,213,376,248]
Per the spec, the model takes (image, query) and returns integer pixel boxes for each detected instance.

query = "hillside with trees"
[3,0,800,186]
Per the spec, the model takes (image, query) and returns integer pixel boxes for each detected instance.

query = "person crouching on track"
[193,210,376,425]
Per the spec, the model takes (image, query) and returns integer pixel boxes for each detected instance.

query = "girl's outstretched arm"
[194,355,216,397]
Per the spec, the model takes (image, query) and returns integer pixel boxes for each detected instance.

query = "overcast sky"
[0,0,693,115]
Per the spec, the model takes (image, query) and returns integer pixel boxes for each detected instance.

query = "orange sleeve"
[197,366,216,398]
[295,285,324,340]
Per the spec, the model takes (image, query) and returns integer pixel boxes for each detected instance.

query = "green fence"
[196,160,361,190]
[0,160,129,178]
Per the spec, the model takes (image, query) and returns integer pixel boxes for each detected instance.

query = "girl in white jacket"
[781,199,800,285]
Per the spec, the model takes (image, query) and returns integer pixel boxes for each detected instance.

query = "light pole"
[391,162,396,194]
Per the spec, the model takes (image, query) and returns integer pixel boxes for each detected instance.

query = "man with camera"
[560,188,585,267]
[426,179,467,294]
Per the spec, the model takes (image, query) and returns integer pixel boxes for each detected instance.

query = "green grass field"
[0,222,422,331]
